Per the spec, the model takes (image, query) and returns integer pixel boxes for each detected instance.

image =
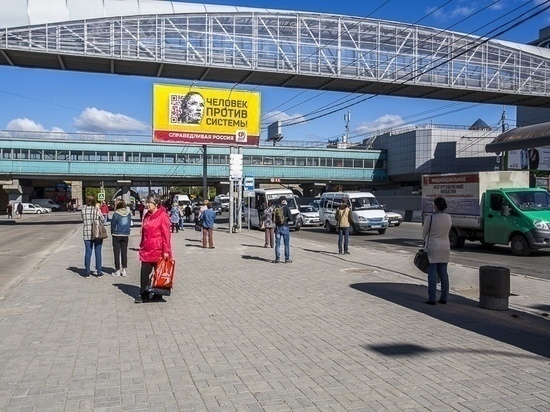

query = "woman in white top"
[422,197,452,305]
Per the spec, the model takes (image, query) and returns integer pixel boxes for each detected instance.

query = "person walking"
[178,203,185,230]
[135,194,172,303]
[110,200,132,277]
[262,201,275,248]
[16,202,23,218]
[6,203,13,219]
[81,195,104,278]
[100,201,110,224]
[201,203,217,248]
[422,196,452,305]
[273,196,293,263]
[169,202,181,233]
[335,198,352,254]
[138,201,145,220]
[184,204,192,223]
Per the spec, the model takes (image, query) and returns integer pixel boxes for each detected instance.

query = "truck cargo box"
[422,171,530,229]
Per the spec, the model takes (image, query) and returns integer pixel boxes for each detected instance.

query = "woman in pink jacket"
[135,194,172,303]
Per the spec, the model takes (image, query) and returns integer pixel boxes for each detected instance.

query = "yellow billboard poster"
[153,84,261,146]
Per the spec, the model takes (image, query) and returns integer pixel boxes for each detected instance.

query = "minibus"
[244,188,302,230]
[319,192,388,234]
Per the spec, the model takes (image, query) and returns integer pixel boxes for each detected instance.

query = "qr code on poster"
[170,94,184,124]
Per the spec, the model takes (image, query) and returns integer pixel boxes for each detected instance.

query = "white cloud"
[73,107,149,134]
[355,114,409,136]
[262,110,307,125]
[5,118,69,139]
[450,6,475,18]
[426,4,474,20]
[7,118,47,132]
[489,1,505,11]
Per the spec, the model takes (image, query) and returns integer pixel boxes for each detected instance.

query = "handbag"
[413,216,432,273]
[260,220,265,230]
[92,220,108,239]
[151,257,175,289]
[414,249,429,273]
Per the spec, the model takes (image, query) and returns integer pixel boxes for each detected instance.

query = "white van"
[31,199,61,211]
[214,195,230,211]
[319,192,388,234]
[173,194,190,206]
[244,188,302,230]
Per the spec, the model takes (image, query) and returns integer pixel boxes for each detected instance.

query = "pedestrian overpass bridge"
[0,135,387,190]
[1,0,550,108]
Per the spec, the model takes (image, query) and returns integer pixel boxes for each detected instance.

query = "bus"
[244,188,302,230]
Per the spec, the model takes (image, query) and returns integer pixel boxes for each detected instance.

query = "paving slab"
[0,222,548,411]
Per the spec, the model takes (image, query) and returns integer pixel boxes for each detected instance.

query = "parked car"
[34,204,51,213]
[298,205,321,226]
[385,210,403,226]
[18,203,46,214]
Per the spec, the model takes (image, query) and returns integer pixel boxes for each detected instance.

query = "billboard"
[507,146,550,171]
[153,84,261,146]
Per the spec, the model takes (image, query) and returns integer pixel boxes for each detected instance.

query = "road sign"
[244,176,254,191]
[244,176,255,197]
[97,192,105,201]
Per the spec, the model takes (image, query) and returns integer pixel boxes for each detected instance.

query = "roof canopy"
[486,122,550,153]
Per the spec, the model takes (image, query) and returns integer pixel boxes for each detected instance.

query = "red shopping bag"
[152,257,175,289]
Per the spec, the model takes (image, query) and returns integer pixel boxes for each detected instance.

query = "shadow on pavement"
[241,244,268,248]
[67,266,88,277]
[367,342,544,360]
[351,282,550,359]
[242,255,272,262]
[113,283,140,299]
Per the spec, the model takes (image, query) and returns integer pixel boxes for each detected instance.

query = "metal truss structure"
[1,5,550,107]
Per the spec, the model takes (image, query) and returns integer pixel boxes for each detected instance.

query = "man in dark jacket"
[273,196,293,263]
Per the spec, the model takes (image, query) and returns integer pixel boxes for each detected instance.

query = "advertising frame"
[152,84,261,147]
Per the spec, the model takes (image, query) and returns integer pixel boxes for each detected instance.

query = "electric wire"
[279,1,550,132]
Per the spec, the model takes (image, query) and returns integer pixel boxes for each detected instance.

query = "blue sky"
[1,0,549,144]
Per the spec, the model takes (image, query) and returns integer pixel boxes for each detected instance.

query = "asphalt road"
[0,212,82,297]
[293,221,550,281]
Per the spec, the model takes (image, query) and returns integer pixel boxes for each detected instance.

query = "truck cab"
[483,188,550,256]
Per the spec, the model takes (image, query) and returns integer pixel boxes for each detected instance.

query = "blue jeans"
[84,239,103,275]
[338,227,350,253]
[427,262,449,302]
[275,225,290,262]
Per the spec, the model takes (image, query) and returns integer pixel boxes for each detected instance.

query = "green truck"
[422,171,550,256]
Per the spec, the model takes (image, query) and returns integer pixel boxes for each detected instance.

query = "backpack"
[273,206,285,226]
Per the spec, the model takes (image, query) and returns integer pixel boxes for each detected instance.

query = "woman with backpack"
[262,201,275,248]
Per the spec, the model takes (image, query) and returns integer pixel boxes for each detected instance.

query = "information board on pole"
[244,176,255,197]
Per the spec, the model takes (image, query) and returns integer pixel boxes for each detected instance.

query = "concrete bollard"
[479,266,510,310]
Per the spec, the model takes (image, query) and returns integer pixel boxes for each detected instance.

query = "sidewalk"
[0,222,548,411]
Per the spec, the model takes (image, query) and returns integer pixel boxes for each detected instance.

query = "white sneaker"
[121,268,127,277]
[112,270,121,277]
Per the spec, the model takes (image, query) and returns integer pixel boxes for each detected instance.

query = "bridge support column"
[1,179,33,203]
[68,181,83,208]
